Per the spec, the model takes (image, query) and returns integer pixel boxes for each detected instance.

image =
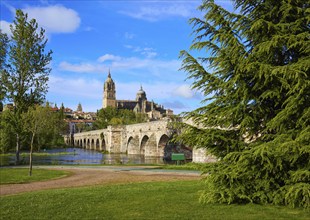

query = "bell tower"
[103,70,116,108]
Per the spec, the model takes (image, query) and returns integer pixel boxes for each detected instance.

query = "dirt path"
[0,166,201,196]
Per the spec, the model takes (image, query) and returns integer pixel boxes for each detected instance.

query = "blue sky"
[1,0,233,114]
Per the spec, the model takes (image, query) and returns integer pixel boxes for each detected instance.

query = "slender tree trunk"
[37,137,41,152]
[16,133,20,165]
[29,133,35,176]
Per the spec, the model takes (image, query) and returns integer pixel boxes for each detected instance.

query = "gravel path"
[0,166,201,196]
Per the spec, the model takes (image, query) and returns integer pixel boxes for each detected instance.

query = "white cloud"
[110,57,180,74]
[124,45,157,58]
[49,75,102,98]
[59,61,106,73]
[59,54,181,77]
[47,75,103,111]
[119,4,194,22]
[124,32,135,39]
[162,100,187,109]
[172,84,194,99]
[1,1,15,14]
[97,54,122,63]
[23,5,80,33]
[0,20,12,37]
[140,47,157,58]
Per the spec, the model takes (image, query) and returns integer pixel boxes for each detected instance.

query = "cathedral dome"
[137,86,145,95]
[136,86,147,101]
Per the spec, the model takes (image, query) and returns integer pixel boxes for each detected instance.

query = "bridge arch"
[145,134,157,156]
[127,136,139,154]
[87,139,90,149]
[91,139,95,150]
[101,139,106,151]
[158,134,170,157]
[95,139,100,151]
[83,138,86,148]
[139,134,157,156]
[140,135,149,155]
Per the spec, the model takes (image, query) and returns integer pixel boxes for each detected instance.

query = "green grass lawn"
[1,180,309,220]
[0,168,71,184]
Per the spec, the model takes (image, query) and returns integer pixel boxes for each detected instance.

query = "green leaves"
[1,9,53,163]
[94,107,148,129]
[3,9,52,111]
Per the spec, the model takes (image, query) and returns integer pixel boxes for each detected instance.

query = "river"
[0,148,175,166]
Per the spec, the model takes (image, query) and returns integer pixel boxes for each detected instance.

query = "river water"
[0,148,174,166]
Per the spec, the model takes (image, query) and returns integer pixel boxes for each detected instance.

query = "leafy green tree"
[36,109,66,149]
[22,105,49,176]
[135,112,148,123]
[110,117,123,125]
[94,106,117,129]
[0,30,9,109]
[94,107,148,129]
[75,122,85,133]
[0,110,16,153]
[22,104,66,175]
[177,0,309,208]
[1,10,52,163]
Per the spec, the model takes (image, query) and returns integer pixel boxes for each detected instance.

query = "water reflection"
[0,148,172,166]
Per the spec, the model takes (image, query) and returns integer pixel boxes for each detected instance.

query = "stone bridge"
[64,120,173,157]
[64,119,213,162]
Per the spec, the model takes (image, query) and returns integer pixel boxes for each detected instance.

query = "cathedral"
[102,71,173,120]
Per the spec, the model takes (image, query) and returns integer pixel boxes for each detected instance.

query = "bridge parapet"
[125,120,169,131]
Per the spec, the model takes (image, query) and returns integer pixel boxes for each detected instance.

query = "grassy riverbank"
[1,180,309,220]
[0,168,71,184]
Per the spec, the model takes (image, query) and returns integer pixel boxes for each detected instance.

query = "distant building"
[102,70,173,120]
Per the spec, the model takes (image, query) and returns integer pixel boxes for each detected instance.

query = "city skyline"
[1,0,234,114]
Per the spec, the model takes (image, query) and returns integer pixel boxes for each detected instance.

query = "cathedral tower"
[103,70,116,108]
[135,86,147,113]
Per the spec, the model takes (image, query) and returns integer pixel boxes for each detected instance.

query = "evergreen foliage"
[177,0,309,208]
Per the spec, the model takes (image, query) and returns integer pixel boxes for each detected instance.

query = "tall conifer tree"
[178,0,309,208]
